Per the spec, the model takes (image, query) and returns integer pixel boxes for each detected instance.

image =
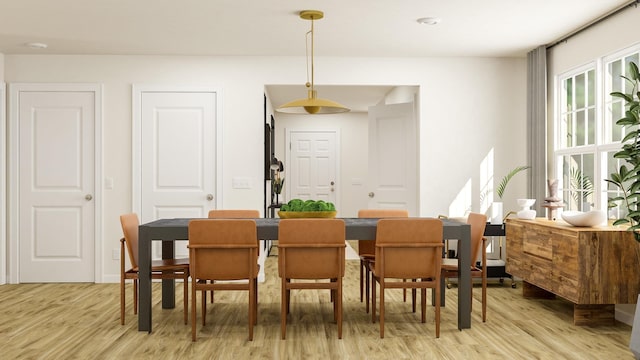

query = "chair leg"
[365,265,371,313]
[120,277,125,325]
[337,277,343,339]
[482,271,487,322]
[412,279,417,313]
[254,278,259,325]
[191,279,197,341]
[202,284,207,327]
[371,277,377,323]
[421,286,427,323]
[281,277,287,340]
[435,279,441,338]
[248,278,254,341]
[403,279,407,302]
[183,275,189,325]
[379,281,385,339]
[359,259,364,302]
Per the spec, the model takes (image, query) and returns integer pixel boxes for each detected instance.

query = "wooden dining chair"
[278,218,346,339]
[441,212,488,322]
[119,213,189,325]
[188,219,259,341]
[206,209,260,303]
[357,209,409,313]
[370,218,443,338]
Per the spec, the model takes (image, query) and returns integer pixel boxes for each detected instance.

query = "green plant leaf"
[496,165,530,199]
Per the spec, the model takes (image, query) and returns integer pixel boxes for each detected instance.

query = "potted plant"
[490,165,531,224]
[607,61,640,239]
[605,61,640,358]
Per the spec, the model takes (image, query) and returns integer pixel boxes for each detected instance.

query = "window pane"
[588,70,595,106]
[576,73,585,108]
[587,108,595,145]
[610,59,622,93]
[611,100,623,142]
[564,113,573,148]
[583,154,595,210]
[606,151,618,191]
[576,110,585,146]
[565,78,573,112]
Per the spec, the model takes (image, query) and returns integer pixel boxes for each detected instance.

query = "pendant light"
[276,10,350,115]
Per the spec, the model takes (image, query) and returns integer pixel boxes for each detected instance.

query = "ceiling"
[0,0,633,112]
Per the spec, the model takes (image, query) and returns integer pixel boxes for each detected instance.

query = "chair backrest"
[467,212,488,262]
[375,218,443,279]
[357,209,409,256]
[120,213,140,269]
[188,219,258,280]
[208,209,260,218]
[278,219,346,279]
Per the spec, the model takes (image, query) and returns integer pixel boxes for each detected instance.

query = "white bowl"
[561,210,606,227]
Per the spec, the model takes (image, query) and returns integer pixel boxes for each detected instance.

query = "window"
[555,46,640,215]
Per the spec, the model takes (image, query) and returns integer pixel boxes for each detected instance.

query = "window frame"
[553,43,640,215]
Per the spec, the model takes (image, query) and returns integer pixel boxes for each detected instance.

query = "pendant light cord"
[305,17,315,93]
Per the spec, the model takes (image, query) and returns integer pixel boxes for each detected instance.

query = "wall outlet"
[112,249,120,260]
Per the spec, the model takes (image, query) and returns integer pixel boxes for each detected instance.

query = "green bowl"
[277,211,337,219]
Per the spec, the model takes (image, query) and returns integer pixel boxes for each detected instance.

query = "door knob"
[85,194,93,201]
[330,181,335,185]
[368,192,375,198]
[207,194,214,201]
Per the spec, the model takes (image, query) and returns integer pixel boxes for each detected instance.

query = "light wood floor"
[0,245,635,359]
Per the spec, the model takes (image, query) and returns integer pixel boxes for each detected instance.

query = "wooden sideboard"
[505,218,640,325]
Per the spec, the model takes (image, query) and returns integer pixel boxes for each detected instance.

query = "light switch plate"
[232,177,252,189]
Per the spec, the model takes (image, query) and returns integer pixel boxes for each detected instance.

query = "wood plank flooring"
[0,245,635,359]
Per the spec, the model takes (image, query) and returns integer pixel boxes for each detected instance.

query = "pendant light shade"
[276,10,350,115]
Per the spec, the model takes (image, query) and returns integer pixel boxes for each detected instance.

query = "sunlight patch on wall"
[480,148,495,214]
[448,178,472,218]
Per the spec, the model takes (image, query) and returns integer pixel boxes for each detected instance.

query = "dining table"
[137,217,472,333]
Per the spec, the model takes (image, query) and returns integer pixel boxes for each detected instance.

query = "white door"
[286,130,339,206]
[135,87,219,258]
[368,102,417,214]
[14,86,100,282]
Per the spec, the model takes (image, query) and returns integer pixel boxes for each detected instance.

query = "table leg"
[161,240,176,309]
[458,224,471,329]
[138,226,152,332]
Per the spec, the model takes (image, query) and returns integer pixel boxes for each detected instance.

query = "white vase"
[631,294,640,359]
[516,198,537,220]
[491,202,503,224]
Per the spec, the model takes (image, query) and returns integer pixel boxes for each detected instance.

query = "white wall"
[3,54,527,281]
[546,5,640,326]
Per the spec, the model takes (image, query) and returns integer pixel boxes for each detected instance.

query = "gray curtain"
[526,46,547,213]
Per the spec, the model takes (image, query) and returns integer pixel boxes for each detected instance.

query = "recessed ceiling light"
[417,17,441,25]
[25,42,48,49]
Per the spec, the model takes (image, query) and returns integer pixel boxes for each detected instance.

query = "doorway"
[267,84,419,217]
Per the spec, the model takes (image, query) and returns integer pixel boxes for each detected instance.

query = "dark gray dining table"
[137,217,472,333]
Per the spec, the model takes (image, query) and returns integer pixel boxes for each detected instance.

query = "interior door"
[137,88,218,257]
[367,102,417,214]
[16,87,98,282]
[286,130,339,206]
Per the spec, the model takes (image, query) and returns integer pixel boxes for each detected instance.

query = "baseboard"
[616,304,636,326]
